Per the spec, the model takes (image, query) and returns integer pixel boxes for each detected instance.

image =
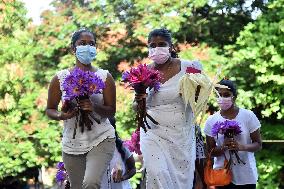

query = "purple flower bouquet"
[122,64,162,132]
[63,67,105,138]
[212,120,245,166]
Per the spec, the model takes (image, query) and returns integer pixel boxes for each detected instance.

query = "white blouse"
[57,68,115,155]
[204,108,261,185]
[140,60,202,189]
[101,146,132,189]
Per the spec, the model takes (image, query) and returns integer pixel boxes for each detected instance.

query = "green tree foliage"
[176,0,267,47]
[34,0,266,78]
[0,0,28,36]
[0,0,61,179]
[256,143,284,189]
[223,0,284,120]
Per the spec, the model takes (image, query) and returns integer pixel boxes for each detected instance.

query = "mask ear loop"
[214,89,221,98]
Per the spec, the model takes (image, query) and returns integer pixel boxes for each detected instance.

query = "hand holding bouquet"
[63,67,105,138]
[122,64,162,132]
[212,120,245,167]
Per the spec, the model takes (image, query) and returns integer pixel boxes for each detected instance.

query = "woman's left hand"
[227,139,246,151]
[78,99,94,112]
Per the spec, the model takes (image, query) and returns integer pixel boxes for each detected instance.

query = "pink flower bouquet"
[124,128,142,155]
[122,64,162,132]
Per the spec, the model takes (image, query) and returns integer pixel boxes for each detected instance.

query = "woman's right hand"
[60,108,78,120]
[135,94,146,102]
[133,94,147,111]
[220,138,233,152]
[223,138,242,151]
[223,138,232,146]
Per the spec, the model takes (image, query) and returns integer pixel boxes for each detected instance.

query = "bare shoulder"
[50,74,60,86]
[47,75,61,95]
[106,72,114,81]
[105,72,115,88]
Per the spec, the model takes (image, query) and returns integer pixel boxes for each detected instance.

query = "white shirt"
[101,145,132,189]
[57,69,115,154]
[204,108,261,185]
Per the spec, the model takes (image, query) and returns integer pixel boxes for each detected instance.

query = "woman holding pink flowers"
[46,28,116,189]
[136,28,203,189]
[204,79,262,189]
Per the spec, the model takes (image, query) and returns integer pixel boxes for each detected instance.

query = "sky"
[20,0,54,25]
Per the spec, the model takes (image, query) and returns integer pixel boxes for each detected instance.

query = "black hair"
[71,28,96,48]
[109,117,126,161]
[148,28,178,58]
[217,79,237,97]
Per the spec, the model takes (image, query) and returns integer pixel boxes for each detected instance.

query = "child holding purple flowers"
[46,28,116,189]
[204,79,262,189]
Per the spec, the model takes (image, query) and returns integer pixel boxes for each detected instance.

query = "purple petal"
[56,162,65,170]
[62,67,105,101]
[211,120,242,137]
[55,170,67,183]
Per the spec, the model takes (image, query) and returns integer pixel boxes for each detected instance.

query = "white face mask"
[75,45,96,65]
[148,47,171,64]
[217,97,233,110]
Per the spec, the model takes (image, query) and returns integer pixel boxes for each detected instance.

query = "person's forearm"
[122,169,136,181]
[46,109,62,121]
[93,103,115,118]
[211,146,226,157]
[243,142,262,152]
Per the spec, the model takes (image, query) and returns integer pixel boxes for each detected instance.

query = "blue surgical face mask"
[75,45,96,65]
